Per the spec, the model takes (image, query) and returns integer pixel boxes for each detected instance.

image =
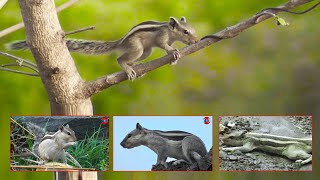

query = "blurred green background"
[0,0,319,179]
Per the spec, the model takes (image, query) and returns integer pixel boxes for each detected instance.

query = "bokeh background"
[0,0,319,179]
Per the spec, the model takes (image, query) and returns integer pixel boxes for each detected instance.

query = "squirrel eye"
[67,132,71,135]
[128,134,132,138]
[183,30,189,34]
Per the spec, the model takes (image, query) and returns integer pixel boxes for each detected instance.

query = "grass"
[68,125,109,170]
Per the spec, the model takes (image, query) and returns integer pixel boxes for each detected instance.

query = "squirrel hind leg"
[181,136,207,163]
[117,50,144,80]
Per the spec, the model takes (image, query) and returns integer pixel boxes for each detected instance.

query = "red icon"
[101,116,109,125]
[204,116,210,124]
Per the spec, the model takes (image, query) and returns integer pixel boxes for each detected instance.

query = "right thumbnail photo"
[219,116,312,171]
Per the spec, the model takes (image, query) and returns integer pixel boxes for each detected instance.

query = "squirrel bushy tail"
[7,40,29,50]
[7,39,119,55]
[65,39,119,54]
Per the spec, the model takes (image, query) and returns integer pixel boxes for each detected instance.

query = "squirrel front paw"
[127,71,137,80]
[221,147,233,152]
[72,141,78,146]
[168,49,180,65]
[295,158,311,166]
[124,66,137,80]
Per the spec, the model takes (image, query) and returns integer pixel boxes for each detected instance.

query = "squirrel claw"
[127,71,137,81]
[123,66,137,80]
[170,49,180,65]
[173,49,180,59]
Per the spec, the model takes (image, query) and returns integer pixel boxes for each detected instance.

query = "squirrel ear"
[60,124,69,131]
[180,16,186,22]
[136,123,142,130]
[169,17,179,30]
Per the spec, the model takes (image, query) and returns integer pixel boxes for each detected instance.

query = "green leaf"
[277,17,289,26]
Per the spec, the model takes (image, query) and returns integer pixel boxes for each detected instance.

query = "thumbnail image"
[10,116,109,171]
[219,116,312,171]
[113,116,213,171]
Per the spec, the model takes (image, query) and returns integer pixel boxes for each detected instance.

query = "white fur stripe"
[145,129,192,137]
[247,132,311,145]
[120,23,167,43]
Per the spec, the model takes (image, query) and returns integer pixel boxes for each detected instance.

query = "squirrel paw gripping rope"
[8,16,198,80]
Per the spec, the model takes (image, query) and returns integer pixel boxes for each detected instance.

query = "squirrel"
[38,124,77,164]
[120,123,208,170]
[221,130,312,165]
[23,123,80,167]
[8,16,198,80]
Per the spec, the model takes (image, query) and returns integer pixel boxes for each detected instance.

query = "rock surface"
[14,116,108,140]
[151,147,212,171]
[219,116,312,171]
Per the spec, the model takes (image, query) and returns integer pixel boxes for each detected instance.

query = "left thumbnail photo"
[10,116,109,172]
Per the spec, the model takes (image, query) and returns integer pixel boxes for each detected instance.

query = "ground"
[219,116,312,171]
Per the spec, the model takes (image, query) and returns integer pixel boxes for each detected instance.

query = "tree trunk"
[18,0,98,179]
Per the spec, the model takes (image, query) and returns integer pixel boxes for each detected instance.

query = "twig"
[66,152,82,168]
[20,158,41,165]
[10,117,36,138]
[0,51,39,76]
[65,26,95,36]
[83,0,317,98]
[23,148,40,160]
[2,63,39,72]
[0,51,37,67]
[257,1,320,15]
[56,0,79,12]
[0,67,39,76]
[0,0,80,38]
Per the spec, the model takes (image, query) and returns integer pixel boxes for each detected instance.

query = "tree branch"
[0,0,79,38]
[0,51,39,76]
[0,66,39,76]
[0,0,8,10]
[65,26,95,36]
[0,51,37,67]
[84,0,317,98]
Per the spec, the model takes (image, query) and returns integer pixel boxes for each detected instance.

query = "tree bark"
[18,0,93,115]
[18,0,97,179]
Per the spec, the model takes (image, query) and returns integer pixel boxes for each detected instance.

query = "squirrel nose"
[120,141,125,147]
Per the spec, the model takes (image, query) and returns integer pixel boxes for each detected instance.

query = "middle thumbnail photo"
[113,116,213,171]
